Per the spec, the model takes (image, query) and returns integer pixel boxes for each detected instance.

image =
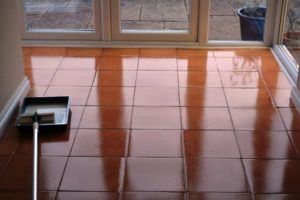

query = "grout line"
[55,128,79,195]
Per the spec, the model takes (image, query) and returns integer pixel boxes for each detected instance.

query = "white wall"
[0,1,29,136]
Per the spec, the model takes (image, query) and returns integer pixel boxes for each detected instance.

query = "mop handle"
[33,113,39,200]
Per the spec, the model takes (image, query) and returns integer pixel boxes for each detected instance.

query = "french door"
[21,0,199,42]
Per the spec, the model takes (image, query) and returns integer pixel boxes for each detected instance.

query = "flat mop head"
[19,111,55,124]
[16,96,70,132]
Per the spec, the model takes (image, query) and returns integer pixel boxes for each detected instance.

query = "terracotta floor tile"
[179,88,227,107]
[186,158,248,192]
[216,57,257,72]
[224,88,273,108]
[176,49,214,57]
[103,48,139,56]
[56,192,119,200]
[184,130,240,158]
[129,130,182,157]
[27,86,47,97]
[254,57,281,72]
[270,89,294,107]
[134,87,179,106]
[122,192,185,200]
[0,126,20,155]
[219,72,265,88]
[278,108,300,130]
[138,57,177,70]
[87,87,134,106]
[140,48,177,57]
[132,107,181,129]
[23,47,31,56]
[0,191,56,200]
[213,49,251,57]
[178,71,222,87]
[29,47,66,56]
[136,71,178,87]
[15,47,300,196]
[80,106,132,129]
[243,159,300,193]
[45,86,90,105]
[230,108,286,131]
[98,56,138,70]
[189,193,252,200]
[262,72,292,89]
[0,155,67,190]
[288,131,300,157]
[68,106,84,129]
[251,49,274,58]
[93,71,137,87]
[124,158,184,191]
[66,47,103,56]
[58,57,97,70]
[177,57,217,71]
[25,69,56,86]
[254,194,300,200]
[50,70,95,86]
[236,131,298,159]
[71,129,128,157]
[23,56,62,70]
[60,157,124,191]
[16,129,76,156]
[0,156,9,174]
[181,107,233,130]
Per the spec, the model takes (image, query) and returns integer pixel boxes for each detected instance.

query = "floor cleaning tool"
[16,96,70,200]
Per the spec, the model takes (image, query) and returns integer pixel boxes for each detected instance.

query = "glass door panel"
[209,0,268,42]
[111,0,198,41]
[282,0,300,69]
[22,0,101,40]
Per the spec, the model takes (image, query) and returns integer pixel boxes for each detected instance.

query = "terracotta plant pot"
[283,32,300,47]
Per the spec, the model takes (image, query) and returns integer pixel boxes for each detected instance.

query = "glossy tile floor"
[1,47,300,200]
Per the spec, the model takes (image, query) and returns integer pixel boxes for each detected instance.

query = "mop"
[21,112,54,200]
[16,96,70,200]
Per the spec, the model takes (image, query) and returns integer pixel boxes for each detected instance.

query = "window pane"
[120,0,191,32]
[283,0,300,68]
[209,0,267,41]
[24,0,94,31]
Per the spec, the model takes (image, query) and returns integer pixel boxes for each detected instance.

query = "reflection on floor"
[1,47,300,199]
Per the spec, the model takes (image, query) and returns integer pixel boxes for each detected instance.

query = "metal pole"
[32,121,39,200]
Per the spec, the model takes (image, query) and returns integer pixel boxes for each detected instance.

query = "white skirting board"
[0,77,30,138]
[291,86,300,113]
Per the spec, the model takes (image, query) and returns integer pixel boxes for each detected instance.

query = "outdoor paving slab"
[209,15,241,40]
[25,14,43,29]
[122,20,164,30]
[210,0,236,16]
[29,13,91,30]
[165,21,189,30]
[121,0,142,21]
[141,0,188,21]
